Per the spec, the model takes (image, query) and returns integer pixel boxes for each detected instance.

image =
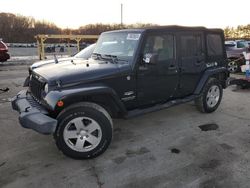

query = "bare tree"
[1,12,249,43]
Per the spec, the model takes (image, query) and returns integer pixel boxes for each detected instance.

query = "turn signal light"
[57,100,64,107]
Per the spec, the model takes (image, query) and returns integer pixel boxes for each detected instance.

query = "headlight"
[44,83,49,94]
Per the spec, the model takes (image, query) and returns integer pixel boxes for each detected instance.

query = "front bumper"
[11,90,57,134]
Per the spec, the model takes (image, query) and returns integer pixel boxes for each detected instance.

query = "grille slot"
[29,74,45,101]
[26,95,46,112]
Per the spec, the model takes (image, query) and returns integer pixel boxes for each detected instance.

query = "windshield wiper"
[103,54,128,64]
[91,53,103,60]
[92,53,128,64]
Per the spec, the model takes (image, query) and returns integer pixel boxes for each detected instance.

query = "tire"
[0,52,9,62]
[227,60,239,73]
[195,78,223,113]
[54,102,113,159]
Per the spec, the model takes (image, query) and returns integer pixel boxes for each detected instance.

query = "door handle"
[168,64,176,70]
[195,60,204,66]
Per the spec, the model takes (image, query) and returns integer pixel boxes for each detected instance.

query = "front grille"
[29,74,45,101]
[26,94,47,113]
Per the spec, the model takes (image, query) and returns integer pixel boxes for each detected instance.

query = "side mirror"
[142,53,157,64]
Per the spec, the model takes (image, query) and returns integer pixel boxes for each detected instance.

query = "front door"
[137,33,179,106]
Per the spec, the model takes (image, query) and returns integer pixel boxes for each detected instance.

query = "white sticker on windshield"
[127,33,141,40]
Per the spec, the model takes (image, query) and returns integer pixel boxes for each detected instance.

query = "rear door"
[176,32,206,97]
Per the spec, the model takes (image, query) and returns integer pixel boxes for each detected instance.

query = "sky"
[1,0,250,29]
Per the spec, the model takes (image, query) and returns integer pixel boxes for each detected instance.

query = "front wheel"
[54,102,113,159]
[195,78,223,113]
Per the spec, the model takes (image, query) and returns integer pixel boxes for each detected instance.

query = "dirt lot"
[0,64,250,188]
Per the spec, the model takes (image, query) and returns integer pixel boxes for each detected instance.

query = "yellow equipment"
[35,34,99,60]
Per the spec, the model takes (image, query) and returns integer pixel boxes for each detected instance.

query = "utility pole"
[121,3,123,27]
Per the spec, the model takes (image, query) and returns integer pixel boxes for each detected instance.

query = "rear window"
[207,34,223,56]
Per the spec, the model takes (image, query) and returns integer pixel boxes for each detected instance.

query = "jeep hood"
[33,58,131,86]
[31,57,76,70]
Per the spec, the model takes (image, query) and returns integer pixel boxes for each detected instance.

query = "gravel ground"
[0,65,250,188]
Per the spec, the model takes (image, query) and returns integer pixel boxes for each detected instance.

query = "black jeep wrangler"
[12,26,229,159]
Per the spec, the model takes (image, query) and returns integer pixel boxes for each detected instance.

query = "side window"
[180,35,202,57]
[236,41,247,48]
[207,34,223,56]
[143,34,174,61]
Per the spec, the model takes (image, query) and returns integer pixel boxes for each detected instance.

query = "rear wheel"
[195,78,223,113]
[55,102,113,159]
[228,60,239,73]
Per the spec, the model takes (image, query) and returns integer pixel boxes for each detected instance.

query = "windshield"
[93,32,141,62]
[74,43,96,59]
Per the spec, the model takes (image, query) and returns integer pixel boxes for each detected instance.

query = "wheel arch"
[194,67,229,95]
[44,85,127,118]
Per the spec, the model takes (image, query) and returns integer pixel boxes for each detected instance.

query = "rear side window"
[180,35,202,57]
[207,34,223,56]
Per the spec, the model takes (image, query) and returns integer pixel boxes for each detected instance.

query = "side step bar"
[125,95,199,119]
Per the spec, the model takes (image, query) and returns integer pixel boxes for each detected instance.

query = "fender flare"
[194,67,229,95]
[43,85,127,115]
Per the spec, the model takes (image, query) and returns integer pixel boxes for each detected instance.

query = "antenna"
[54,54,59,64]
[121,4,123,27]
